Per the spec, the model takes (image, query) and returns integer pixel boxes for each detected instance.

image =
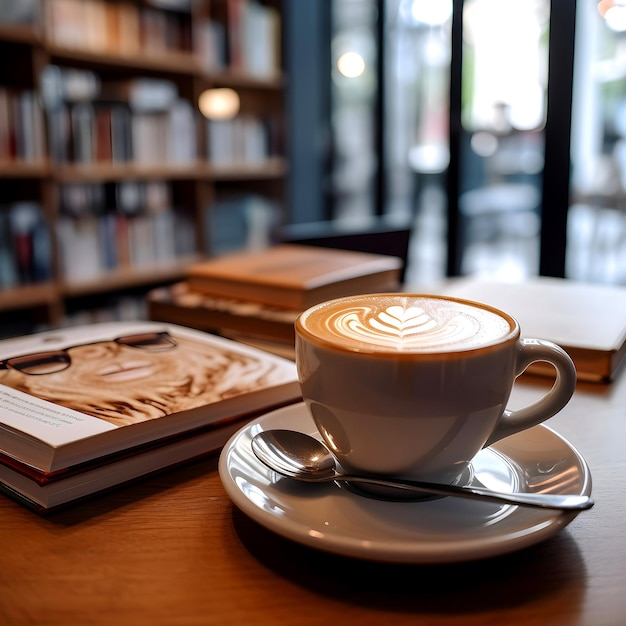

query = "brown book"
[148,282,298,344]
[94,106,112,162]
[185,245,403,309]
[439,277,626,383]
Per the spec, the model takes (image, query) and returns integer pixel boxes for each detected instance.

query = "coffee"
[298,294,515,353]
[295,293,577,485]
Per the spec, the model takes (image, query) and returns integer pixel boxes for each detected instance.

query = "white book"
[57,215,102,280]
[167,100,196,164]
[0,321,299,511]
[151,210,177,263]
[207,119,235,164]
[132,113,166,165]
[242,116,268,162]
[242,2,281,78]
[439,276,626,382]
[129,214,155,267]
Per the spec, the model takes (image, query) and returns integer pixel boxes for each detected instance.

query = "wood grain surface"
[0,373,623,626]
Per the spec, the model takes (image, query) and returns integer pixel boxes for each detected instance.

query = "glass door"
[321,0,610,285]
[328,0,380,223]
[384,0,452,282]
[384,0,550,283]
[567,0,626,285]
[456,0,549,280]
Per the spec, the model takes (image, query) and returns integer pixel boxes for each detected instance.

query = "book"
[0,414,247,514]
[148,282,298,344]
[218,331,295,361]
[438,276,626,382]
[185,244,403,309]
[0,321,300,511]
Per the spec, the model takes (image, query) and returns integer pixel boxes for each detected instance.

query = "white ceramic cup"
[295,293,577,485]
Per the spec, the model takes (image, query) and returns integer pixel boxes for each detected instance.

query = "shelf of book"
[0,283,57,312]
[51,158,287,183]
[46,45,202,77]
[46,48,286,88]
[51,163,205,183]
[0,161,50,178]
[208,157,288,180]
[209,71,284,90]
[0,0,287,337]
[0,24,42,46]
[61,256,202,298]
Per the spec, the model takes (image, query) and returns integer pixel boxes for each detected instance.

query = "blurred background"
[287,0,626,286]
[1,0,625,336]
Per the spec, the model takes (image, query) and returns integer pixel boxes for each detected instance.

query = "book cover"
[0,321,300,482]
[0,414,249,513]
[438,276,626,382]
[185,244,403,309]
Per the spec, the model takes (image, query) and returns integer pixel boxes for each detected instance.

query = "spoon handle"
[332,475,594,511]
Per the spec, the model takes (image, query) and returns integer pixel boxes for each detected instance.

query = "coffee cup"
[295,293,576,486]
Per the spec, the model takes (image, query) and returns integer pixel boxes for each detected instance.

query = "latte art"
[332,305,481,350]
[298,295,515,353]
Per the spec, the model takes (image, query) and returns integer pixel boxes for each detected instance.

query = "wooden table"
[0,372,624,626]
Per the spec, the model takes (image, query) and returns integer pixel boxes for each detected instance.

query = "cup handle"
[485,338,577,447]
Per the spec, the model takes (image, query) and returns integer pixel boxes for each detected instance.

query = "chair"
[279,219,412,283]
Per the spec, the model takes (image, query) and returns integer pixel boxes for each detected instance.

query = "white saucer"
[218,403,592,564]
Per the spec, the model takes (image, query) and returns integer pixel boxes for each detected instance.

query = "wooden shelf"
[46,45,201,77]
[0,283,57,312]
[44,48,286,88]
[208,158,288,180]
[0,161,50,179]
[0,0,287,333]
[52,158,288,183]
[61,257,202,298]
[0,24,42,46]
[52,163,210,183]
[208,70,285,90]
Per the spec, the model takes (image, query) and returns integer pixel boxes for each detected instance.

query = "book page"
[0,321,297,452]
[0,385,115,447]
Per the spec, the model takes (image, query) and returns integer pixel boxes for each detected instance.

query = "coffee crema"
[297,294,516,353]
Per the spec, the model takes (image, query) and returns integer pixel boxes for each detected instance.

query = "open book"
[0,321,300,511]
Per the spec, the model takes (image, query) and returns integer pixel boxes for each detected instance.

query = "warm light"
[337,51,366,78]
[198,88,240,120]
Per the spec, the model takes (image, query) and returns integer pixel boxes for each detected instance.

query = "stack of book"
[0,321,300,513]
[148,244,404,358]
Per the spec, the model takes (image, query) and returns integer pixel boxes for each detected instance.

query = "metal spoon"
[251,429,594,511]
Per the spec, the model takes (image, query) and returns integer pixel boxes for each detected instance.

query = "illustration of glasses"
[0,332,177,376]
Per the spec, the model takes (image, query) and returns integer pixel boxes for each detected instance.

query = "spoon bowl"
[251,429,594,511]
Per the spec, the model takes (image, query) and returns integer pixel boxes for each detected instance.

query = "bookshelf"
[0,0,286,338]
